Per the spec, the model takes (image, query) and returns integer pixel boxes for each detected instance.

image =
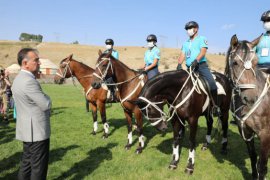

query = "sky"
[0,0,269,53]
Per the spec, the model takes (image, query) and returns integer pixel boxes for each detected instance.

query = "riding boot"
[211,89,221,117]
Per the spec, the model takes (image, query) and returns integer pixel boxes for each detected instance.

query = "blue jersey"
[104,49,119,60]
[181,35,208,67]
[256,33,270,64]
[144,46,160,66]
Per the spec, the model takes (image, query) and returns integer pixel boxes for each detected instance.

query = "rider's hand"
[176,64,182,70]
[191,60,199,71]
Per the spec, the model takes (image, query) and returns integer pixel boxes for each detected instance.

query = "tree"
[19,33,43,42]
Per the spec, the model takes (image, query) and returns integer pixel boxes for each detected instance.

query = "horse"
[225,34,270,180]
[133,69,231,174]
[54,54,110,138]
[91,50,147,153]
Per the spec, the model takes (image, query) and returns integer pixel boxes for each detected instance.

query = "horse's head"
[133,96,168,132]
[54,54,74,84]
[227,34,262,105]
[92,49,116,89]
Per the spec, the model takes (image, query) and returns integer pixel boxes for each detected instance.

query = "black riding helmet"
[185,21,199,30]
[146,34,157,42]
[105,39,114,45]
[261,10,270,22]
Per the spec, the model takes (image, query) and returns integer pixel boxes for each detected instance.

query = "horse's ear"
[230,34,238,48]
[67,54,73,60]
[98,49,102,56]
[250,33,263,48]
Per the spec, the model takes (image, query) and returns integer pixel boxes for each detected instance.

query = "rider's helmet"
[185,21,199,30]
[105,39,114,45]
[146,34,157,42]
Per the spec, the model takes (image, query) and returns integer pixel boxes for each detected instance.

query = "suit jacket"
[12,70,51,142]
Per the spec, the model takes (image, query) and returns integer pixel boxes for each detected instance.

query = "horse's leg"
[89,102,98,135]
[124,110,133,150]
[134,108,144,154]
[202,109,212,151]
[257,135,270,180]
[220,109,229,154]
[245,139,258,179]
[169,117,185,170]
[185,117,198,175]
[98,101,108,139]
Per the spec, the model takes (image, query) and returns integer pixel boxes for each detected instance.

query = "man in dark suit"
[12,48,51,180]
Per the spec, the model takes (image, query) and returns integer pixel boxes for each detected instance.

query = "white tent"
[6,64,20,74]
[39,59,58,75]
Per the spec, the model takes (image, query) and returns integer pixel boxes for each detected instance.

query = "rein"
[56,60,93,97]
[93,57,146,104]
[139,69,203,126]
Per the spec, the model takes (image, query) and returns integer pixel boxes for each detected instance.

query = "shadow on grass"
[0,145,80,179]
[51,107,68,116]
[0,125,15,145]
[55,143,117,180]
[155,123,253,179]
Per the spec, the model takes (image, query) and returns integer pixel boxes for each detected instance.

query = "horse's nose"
[92,82,101,89]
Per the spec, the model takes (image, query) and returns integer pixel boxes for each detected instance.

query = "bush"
[19,33,43,42]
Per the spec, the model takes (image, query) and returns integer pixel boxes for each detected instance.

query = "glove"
[191,60,199,71]
[176,64,182,70]
[137,69,147,75]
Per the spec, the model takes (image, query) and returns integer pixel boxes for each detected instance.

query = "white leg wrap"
[221,138,227,144]
[128,132,132,144]
[173,145,179,161]
[206,135,211,144]
[103,123,109,134]
[188,149,195,164]
[139,135,144,147]
[94,121,98,132]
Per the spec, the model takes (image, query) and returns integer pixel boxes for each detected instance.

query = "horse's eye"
[102,64,107,67]
[233,61,238,65]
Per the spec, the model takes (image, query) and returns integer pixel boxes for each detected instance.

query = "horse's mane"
[98,53,138,73]
[61,57,94,72]
[140,70,188,96]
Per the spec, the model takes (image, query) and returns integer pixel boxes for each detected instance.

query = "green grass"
[0,84,266,179]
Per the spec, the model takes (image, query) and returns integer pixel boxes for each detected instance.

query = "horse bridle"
[93,57,114,81]
[228,49,256,89]
[55,60,74,80]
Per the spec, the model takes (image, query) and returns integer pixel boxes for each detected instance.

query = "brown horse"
[133,69,231,174]
[91,50,147,153]
[226,34,270,180]
[54,54,109,138]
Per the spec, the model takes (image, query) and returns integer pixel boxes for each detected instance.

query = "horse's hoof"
[135,148,142,154]
[168,160,178,170]
[125,144,131,150]
[168,164,177,170]
[184,168,194,175]
[91,131,96,135]
[221,148,228,155]
[102,133,109,139]
[185,162,194,175]
[201,143,208,151]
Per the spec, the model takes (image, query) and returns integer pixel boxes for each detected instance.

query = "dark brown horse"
[54,54,109,138]
[91,50,147,153]
[133,69,231,174]
[226,34,270,180]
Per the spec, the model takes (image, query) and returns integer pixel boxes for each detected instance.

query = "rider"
[177,21,220,117]
[104,38,119,59]
[103,38,119,102]
[143,34,160,79]
[256,10,270,69]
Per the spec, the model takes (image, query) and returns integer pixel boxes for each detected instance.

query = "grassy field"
[0,84,265,180]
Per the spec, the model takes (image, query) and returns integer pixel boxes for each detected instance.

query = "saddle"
[196,72,226,112]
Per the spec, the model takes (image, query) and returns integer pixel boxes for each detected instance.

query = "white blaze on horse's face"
[229,42,258,89]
